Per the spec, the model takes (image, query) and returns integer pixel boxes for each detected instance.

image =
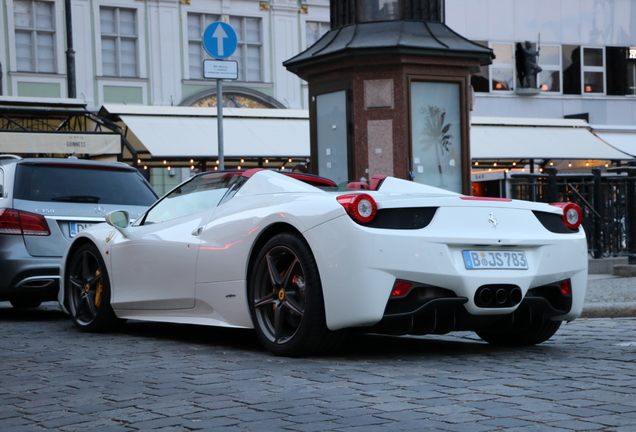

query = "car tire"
[476,319,562,346]
[66,243,124,332]
[9,299,42,309]
[248,232,345,357]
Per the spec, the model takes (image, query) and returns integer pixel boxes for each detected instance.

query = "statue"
[516,41,542,88]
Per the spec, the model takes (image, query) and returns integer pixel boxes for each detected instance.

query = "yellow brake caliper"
[94,269,103,307]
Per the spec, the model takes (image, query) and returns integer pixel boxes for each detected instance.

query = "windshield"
[14,164,157,205]
[141,172,246,225]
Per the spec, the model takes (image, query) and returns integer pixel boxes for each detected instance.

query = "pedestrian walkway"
[583,273,636,318]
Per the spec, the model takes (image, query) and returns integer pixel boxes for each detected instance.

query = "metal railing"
[508,165,636,262]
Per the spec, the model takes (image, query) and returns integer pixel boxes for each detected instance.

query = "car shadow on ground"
[120,320,264,352]
[115,321,563,359]
[0,304,565,359]
[332,332,563,359]
[0,303,67,322]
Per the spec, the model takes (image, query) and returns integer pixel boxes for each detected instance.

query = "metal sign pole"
[202,21,238,171]
[217,78,224,170]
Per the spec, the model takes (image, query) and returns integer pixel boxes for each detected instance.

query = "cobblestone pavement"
[1,305,636,432]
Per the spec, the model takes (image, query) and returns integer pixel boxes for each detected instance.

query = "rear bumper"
[304,215,588,331]
[0,235,61,302]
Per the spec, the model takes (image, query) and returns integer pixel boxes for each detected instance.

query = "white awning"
[471,117,632,160]
[119,114,309,158]
[0,132,120,154]
[592,129,636,158]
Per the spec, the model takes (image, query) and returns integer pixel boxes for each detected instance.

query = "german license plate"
[462,250,528,270]
[69,222,93,238]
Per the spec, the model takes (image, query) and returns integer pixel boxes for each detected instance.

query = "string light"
[265,159,269,164]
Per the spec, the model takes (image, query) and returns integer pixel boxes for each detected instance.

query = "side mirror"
[105,210,131,237]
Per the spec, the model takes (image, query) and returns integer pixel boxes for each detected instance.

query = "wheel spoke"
[254,291,277,309]
[280,256,300,288]
[69,276,84,289]
[86,272,102,288]
[283,295,304,317]
[265,253,283,287]
[273,303,287,343]
[74,294,89,319]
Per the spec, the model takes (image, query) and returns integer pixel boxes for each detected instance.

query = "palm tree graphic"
[419,106,453,187]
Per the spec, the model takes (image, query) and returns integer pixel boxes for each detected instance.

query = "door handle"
[191,227,203,237]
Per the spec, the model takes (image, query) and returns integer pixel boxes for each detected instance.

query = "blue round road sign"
[202,22,238,60]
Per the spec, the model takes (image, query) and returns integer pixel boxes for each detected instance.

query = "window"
[470,41,489,93]
[491,43,514,91]
[538,45,561,92]
[628,58,636,95]
[187,14,262,82]
[14,164,156,206]
[187,13,220,80]
[14,0,56,73]
[357,0,402,22]
[562,45,581,95]
[605,47,635,96]
[100,7,138,77]
[583,47,604,94]
[142,172,245,225]
[229,16,263,82]
[306,21,329,48]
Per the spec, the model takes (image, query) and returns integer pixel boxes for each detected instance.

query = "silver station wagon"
[0,155,157,309]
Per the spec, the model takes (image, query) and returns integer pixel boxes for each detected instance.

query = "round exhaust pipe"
[510,287,522,305]
[495,289,507,305]
[478,287,492,306]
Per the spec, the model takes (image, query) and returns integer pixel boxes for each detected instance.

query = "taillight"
[550,203,583,230]
[560,280,572,296]
[0,209,50,236]
[337,193,377,224]
[391,281,412,297]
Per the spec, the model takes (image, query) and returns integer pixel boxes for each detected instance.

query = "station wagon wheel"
[249,232,345,356]
[66,243,123,332]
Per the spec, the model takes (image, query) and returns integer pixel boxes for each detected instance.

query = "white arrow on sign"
[212,25,228,57]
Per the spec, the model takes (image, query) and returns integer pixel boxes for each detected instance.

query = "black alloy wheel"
[249,232,345,356]
[66,243,123,332]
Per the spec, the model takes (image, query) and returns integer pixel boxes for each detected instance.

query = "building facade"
[0,0,330,111]
[1,0,635,126]
[447,0,636,126]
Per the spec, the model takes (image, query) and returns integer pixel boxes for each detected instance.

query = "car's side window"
[142,172,244,225]
[0,167,4,198]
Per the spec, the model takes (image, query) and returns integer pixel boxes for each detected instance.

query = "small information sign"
[203,59,239,80]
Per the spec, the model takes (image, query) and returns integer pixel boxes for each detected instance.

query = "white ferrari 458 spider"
[58,169,587,356]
